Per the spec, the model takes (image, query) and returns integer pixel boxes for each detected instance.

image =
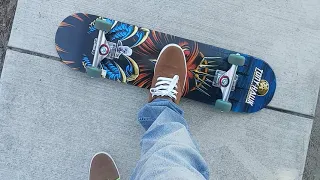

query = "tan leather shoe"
[89,152,120,180]
[149,44,187,104]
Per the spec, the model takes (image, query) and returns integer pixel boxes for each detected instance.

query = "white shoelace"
[150,75,179,100]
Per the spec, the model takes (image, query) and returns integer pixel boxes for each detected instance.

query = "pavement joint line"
[266,106,314,119]
[5,46,317,120]
[7,46,61,61]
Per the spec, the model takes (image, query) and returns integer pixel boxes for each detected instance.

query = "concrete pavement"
[1,0,319,179]
[0,50,313,179]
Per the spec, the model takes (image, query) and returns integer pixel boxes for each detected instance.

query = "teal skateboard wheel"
[228,54,245,66]
[86,67,102,78]
[94,19,112,32]
[215,99,232,112]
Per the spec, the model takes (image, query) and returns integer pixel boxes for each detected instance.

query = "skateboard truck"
[213,54,245,112]
[92,38,132,60]
[85,19,113,78]
[87,19,133,78]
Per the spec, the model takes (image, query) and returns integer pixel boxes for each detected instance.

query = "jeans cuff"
[137,99,184,129]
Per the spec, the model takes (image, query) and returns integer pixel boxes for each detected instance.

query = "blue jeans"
[130,99,209,180]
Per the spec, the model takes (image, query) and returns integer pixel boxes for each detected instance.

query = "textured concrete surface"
[8,0,320,115]
[0,0,17,75]
[0,50,313,179]
[1,0,320,179]
[304,91,320,180]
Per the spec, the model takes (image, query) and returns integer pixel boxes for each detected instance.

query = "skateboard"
[55,13,276,113]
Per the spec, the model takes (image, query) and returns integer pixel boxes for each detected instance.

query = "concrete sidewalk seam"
[6,46,317,120]
[7,46,60,62]
[266,106,315,120]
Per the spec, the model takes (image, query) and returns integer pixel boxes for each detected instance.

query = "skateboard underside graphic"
[55,13,276,113]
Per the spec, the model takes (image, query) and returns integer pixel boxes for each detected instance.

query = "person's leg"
[89,44,209,180]
[130,44,209,180]
[130,99,209,180]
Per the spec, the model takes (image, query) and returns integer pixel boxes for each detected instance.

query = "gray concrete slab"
[7,0,320,116]
[304,90,320,179]
[0,50,313,179]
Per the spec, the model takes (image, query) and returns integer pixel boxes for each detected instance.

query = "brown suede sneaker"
[149,44,187,104]
[89,152,120,180]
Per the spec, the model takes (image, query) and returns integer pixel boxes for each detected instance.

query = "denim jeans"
[130,99,209,180]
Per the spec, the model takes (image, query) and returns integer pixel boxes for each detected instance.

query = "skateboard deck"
[55,13,276,113]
